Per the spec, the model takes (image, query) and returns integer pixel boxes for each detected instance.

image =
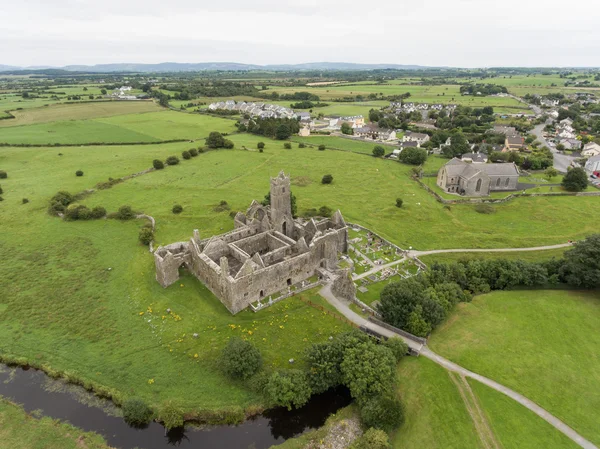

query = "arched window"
[475,178,482,192]
[496,178,501,187]
[505,178,510,187]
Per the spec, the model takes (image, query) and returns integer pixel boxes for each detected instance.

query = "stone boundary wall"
[249,280,323,312]
[350,296,381,318]
[347,222,407,256]
[413,175,600,205]
[368,316,428,345]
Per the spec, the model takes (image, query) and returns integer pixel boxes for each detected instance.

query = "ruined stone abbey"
[154,171,349,314]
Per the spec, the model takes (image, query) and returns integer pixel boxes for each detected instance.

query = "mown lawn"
[429,290,600,445]
[0,399,110,449]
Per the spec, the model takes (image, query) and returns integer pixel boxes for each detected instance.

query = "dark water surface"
[0,365,351,449]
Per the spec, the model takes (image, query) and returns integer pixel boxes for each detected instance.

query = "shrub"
[77,207,92,220]
[139,227,154,246]
[383,338,408,362]
[76,170,84,177]
[0,196,3,201]
[259,148,263,153]
[474,203,495,214]
[172,204,183,214]
[395,198,403,208]
[321,174,333,184]
[153,159,165,170]
[223,139,234,149]
[181,150,191,160]
[157,401,184,430]
[267,369,312,410]
[213,200,230,212]
[399,147,427,165]
[166,156,179,166]
[298,143,306,148]
[91,206,106,218]
[221,337,263,380]
[122,398,153,427]
[372,146,385,157]
[0,170,7,179]
[189,148,198,157]
[0,185,3,194]
[360,395,405,431]
[116,205,135,220]
[22,198,29,204]
[257,142,265,150]
[51,191,74,207]
[284,142,292,149]
[318,144,326,151]
[198,147,205,153]
[318,205,333,217]
[206,131,226,148]
[64,204,91,221]
[350,428,391,449]
[561,167,588,192]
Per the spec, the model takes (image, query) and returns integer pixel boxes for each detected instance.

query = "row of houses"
[208,100,296,119]
[390,102,457,114]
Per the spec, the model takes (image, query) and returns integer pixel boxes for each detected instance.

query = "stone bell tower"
[270,171,293,237]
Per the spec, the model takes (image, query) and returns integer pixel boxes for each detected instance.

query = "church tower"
[270,171,293,237]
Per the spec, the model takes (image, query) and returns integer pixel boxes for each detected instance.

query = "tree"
[221,337,263,380]
[395,198,403,208]
[544,167,558,180]
[341,122,353,135]
[166,156,179,165]
[360,395,405,431]
[372,146,385,158]
[100,89,107,95]
[153,159,165,170]
[399,147,427,165]
[267,369,312,410]
[443,132,469,158]
[172,204,183,214]
[561,167,588,192]
[275,123,292,140]
[206,132,226,148]
[138,227,154,246]
[306,341,345,393]
[405,304,432,337]
[75,170,84,177]
[181,150,191,160]
[559,234,600,288]
[350,428,391,449]
[322,174,333,184]
[383,338,408,362]
[257,142,265,150]
[341,342,396,403]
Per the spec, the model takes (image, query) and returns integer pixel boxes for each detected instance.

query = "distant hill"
[0,62,436,73]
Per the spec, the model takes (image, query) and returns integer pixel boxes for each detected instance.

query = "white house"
[403,131,430,145]
[582,142,600,157]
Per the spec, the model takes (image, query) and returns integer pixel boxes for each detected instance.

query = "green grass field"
[289,134,396,155]
[417,247,568,265]
[429,289,600,445]
[0,398,110,449]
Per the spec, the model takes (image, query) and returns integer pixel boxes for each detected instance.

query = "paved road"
[319,284,597,449]
[530,123,575,173]
[409,243,572,258]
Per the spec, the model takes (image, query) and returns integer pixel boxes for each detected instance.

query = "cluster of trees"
[459,84,508,96]
[433,105,495,131]
[205,132,234,149]
[399,147,427,165]
[380,234,600,336]
[245,118,300,140]
[164,81,260,100]
[279,92,320,101]
[290,101,328,109]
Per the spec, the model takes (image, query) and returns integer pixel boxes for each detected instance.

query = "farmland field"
[417,247,568,265]
[429,289,600,445]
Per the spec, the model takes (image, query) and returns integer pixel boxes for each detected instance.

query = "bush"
[189,148,198,157]
[91,206,106,218]
[172,204,183,214]
[299,143,306,148]
[166,156,179,166]
[561,167,588,192]
[213,200,230,212]
[75,170,84,177]
[360,395,405,431]
[284,142,292,149]
[321,174,333,184]
[372,146,385,157]
[395,198,403,208]
[383,338,408,362]
[139,227,154,246]
[474,203,495,214]
[181,150,191,160]
[64,204,91,221]
[157,401,184,430]
[223,139,234,149]
[318,144,326,151]
[267,369,312,410]
[22,198,29,204]
[257,142,265,150]
[0,170,7,179]
[116,205,135,220]
[153,159,165,170]
[206,131,226,148]
[122,398,153,427]
[221,337,263,380]
[0,196,3,202]
[259,148,263,153]
[318,205,333,217]
[350,428,391,449]
[51,191,74,207]
[77,207,92,220]
[0,185,3,195]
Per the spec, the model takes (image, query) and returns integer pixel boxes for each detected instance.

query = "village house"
[461,152,488,164]
[354,126,396,141]
[492,125,519,136]
[582,142,600,157]
[437,158,520,196]
[503,135,525,152]
[298,126,310,137]
[560,138,582,151]
[403,131,430,145]
[585,155,600,175]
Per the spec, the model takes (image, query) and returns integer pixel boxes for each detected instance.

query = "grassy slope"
[290,134,396,155]
[468,380,580,449]
[429,290,600,445]
[417,247,568,265]
[393,357,482,449]
[0,399,110,449]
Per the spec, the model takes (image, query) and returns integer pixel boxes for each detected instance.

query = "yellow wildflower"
[148,379,155,385]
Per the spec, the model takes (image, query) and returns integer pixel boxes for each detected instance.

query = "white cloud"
[1,0,599,67]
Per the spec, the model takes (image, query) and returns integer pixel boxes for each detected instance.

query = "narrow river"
[0,365,351,449]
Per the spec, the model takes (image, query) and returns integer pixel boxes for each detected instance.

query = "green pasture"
[289,135,396,155]
[418,247,568,265]
[429,289,600,445]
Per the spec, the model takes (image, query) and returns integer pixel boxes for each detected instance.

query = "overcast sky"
[2,0,599,68]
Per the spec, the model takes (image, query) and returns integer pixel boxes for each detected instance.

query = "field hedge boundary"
[0,139,189,148]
